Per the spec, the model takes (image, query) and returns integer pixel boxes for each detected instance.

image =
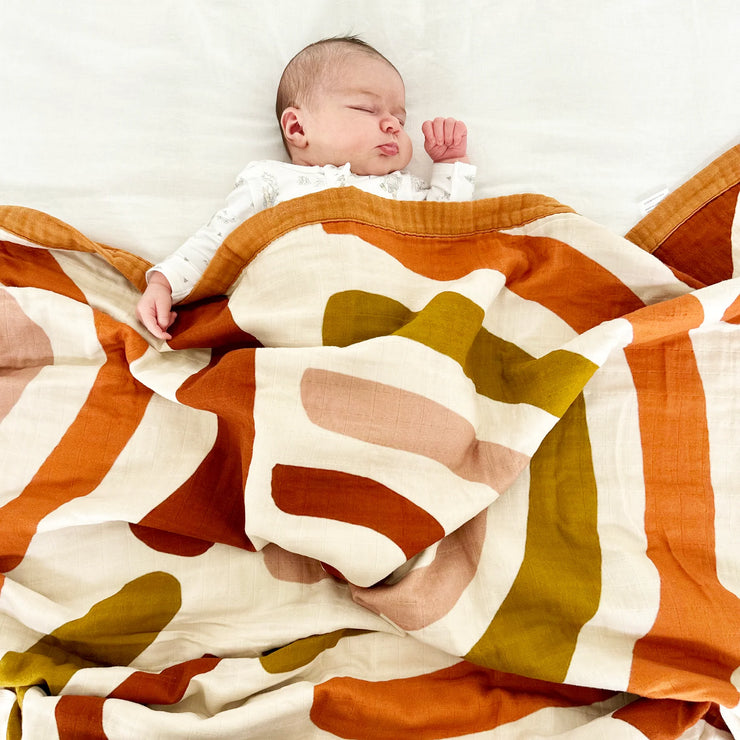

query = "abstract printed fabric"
[1,146,739,739]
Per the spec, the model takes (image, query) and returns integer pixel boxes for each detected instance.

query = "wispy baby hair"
[275,35,400,150]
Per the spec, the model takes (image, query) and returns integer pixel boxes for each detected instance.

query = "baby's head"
[275,36,413,176]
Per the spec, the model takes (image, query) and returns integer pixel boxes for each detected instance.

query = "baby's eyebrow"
[350,89,382,99]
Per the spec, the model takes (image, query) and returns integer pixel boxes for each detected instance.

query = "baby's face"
[294,53,413,176]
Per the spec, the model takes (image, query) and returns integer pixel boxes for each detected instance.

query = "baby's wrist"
[147,271,173,292]
[433,156,471,165]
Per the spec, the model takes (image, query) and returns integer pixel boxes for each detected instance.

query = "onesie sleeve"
[147,174,258,302]
[426,161,477,202]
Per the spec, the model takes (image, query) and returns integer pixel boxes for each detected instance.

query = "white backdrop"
[2,0,739,262]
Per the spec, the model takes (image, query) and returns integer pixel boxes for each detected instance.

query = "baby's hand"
[422,117,469,164]
[136,272,177,340]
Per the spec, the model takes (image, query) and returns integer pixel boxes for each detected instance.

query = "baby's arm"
[135,165,259,339]
[422,117,469,164]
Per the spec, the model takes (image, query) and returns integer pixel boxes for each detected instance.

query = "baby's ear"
[281,107,307,149]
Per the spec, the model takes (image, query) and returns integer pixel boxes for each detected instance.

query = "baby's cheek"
[400,133,414,166]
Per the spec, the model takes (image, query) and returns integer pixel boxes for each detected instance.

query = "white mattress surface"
[2,0,739,261]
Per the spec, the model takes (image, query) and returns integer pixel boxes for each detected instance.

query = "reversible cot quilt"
[0,145,739,738]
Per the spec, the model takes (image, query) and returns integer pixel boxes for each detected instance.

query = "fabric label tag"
[639,188,670,216]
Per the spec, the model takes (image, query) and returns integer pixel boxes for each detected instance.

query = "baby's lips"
[378,143,399,156]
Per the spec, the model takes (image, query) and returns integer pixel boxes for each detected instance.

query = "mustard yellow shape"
[465,395,601,682]
[0,572,181,696]
[260,629,368,674]
[323,290,597,417]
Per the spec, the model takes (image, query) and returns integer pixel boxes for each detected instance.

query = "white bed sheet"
[2,0,739,263]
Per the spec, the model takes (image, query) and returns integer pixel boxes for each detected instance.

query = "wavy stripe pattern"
[1,148,740,738]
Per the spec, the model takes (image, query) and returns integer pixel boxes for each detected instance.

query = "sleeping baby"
[136,35,476,339]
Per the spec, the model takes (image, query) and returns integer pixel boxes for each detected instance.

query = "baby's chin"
[352,155,413,177]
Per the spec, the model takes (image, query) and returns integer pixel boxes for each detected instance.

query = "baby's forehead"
[318,50,404,94]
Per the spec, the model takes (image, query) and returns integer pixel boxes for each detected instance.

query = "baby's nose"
[381,115,400,133]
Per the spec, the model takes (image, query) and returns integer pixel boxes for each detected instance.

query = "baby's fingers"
[443,117,457,144]
[424,117,467,145]
[142,307,170,340]
[152,302,176,339]
[440,118,467,147]
[136,294,175,340]
[433,117,447,144]
[422,117,443,145]
[138,308,165,339]
[421,119,435,143]
[423,117,468,162]
[450,119,467,146]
